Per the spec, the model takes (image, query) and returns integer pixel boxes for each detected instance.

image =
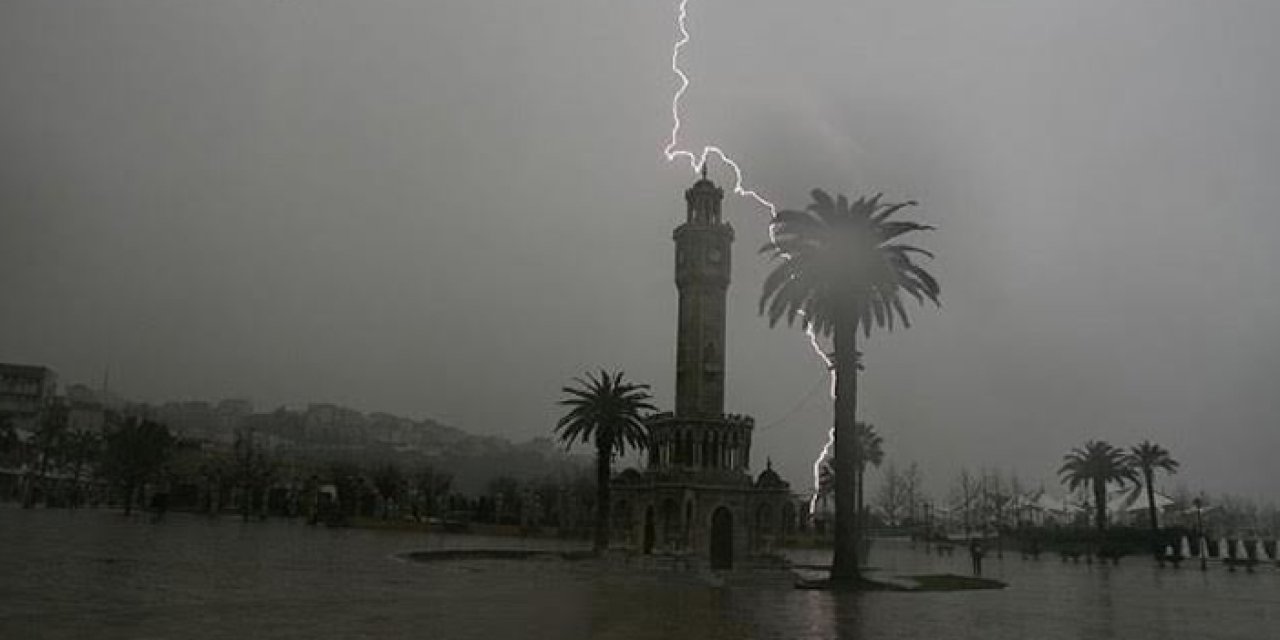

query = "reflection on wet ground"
[2,507,1277,639]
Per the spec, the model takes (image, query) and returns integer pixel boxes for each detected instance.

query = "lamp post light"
[1193,497,1207,571]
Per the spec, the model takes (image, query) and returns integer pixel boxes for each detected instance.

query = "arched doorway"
[661,499,680,551]
[710,506,733,570]
[642,506,655,554]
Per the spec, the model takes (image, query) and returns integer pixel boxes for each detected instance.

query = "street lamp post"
[1193,497,1206,571]
[924,501,932,555]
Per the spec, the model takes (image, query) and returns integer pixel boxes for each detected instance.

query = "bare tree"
[900,462,922,526]
[980,469,1012,532]
[875,463,907,526]
[950,468,982,536]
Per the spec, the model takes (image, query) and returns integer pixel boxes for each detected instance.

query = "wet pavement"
[2,506,1277,639]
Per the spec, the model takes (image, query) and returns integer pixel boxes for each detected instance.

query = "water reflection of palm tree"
[760,190,940,583]
[831,587,868,639]
[555,370,654,552]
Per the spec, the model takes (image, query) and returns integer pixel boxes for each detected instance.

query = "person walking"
[970,538,985,576]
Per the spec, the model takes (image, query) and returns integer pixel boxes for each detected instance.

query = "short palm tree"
[555,370,655,552]
[815,422,883,511]
[1058,440,1137,532]
[822,422,885,559]
[1127,441,1179,554]
[855,422,884,529]
[761,190,940,582]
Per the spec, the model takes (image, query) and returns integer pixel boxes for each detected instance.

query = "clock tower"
[611,170,796,570]
[673,166,733,417]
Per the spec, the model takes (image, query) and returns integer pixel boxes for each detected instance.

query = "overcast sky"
[3,0,1279,501]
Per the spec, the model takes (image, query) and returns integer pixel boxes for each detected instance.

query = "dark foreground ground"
[1,506,1277,639]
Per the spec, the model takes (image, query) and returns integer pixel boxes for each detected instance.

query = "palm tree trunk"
[830,310,861,582]
[1093,479,1107,532]
[593,438,611,553]
[1144,469,1158,555]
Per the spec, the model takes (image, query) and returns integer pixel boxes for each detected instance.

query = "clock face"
[708,247,723,263]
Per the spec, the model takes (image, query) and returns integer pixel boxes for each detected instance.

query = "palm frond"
[759,188,939,343]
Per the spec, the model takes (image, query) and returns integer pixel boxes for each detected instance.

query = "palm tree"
[855,422,884,529]
[760,190,940,581]
[1127,441,1179,555]
[820,422,884,559]
[1058,440,1137,532]
[555,370,655,552]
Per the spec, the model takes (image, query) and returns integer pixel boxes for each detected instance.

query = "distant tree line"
[1,408,600,536]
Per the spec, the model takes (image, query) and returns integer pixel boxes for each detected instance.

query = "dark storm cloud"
[3,1,1278,499]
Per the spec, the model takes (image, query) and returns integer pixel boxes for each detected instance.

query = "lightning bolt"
[662,0,835,514]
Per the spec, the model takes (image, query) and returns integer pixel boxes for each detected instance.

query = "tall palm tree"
[1058,440,1137,532]
[1127,441,1179,554]
[760,190,939,582]
[555,370,655,552]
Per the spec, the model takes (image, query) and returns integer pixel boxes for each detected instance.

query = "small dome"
[689,163,720,190]
[616,468,644,484]
[756,458,786,489]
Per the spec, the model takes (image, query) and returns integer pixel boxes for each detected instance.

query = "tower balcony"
[644,412,755,477]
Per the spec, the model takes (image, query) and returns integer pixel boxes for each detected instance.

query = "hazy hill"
[131,396,590,494]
